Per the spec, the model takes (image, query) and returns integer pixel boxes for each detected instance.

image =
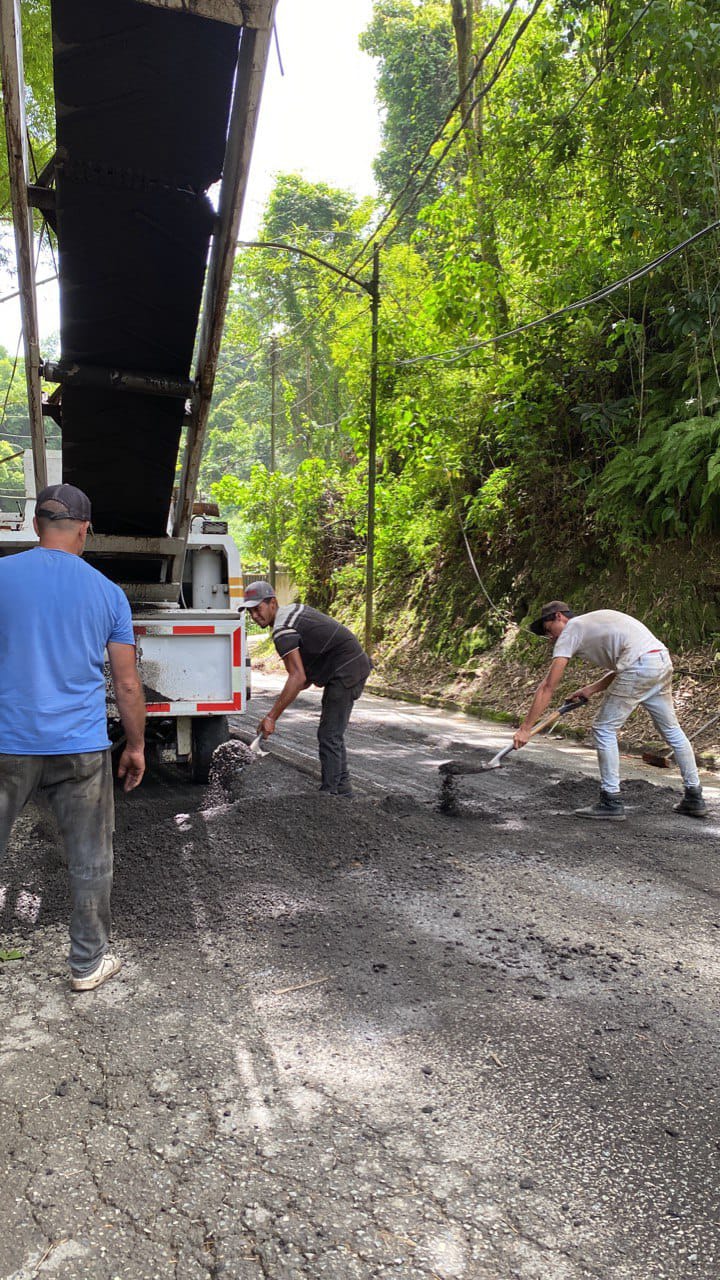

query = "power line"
[235,293,368,384]
[373,0,546,258]
[260,0,527,347]
[334,0,658,330]
[390,220,720,368]
[343,0,538,284]
[0,336,23,437]
[342,0,662,371]
[445,466,519,629]
[0,274,56,306]
[233,0,659,367]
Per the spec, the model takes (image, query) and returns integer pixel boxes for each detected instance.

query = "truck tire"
[191,715,230,784]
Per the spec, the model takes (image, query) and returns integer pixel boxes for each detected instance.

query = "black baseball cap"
[35,483,92,523]
[529,600,575,636]
[238,580,276,609]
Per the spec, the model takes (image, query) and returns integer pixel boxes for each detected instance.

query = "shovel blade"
[479,743,515,771]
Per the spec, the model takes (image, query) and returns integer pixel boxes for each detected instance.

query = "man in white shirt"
[513,601,706,821]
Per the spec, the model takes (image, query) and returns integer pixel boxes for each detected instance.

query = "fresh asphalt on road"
[232,669,720,806]
[1,670,718,1280]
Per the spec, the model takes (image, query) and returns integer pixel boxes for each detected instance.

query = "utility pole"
[269,333,278,591]
[364,245,380,656]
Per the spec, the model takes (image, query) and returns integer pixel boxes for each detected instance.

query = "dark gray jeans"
[317,677,366,794]
[0,751,115,976]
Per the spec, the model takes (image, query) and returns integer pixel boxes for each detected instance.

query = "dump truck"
[0,0,277,780]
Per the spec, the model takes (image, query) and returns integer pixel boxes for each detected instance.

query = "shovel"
[480,694,588,770]
[439,695,588,777]
[249,733,269,758]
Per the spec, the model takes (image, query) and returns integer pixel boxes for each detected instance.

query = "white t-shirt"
[552,610,665,672]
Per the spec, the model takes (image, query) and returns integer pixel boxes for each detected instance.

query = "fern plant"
[596,411,720,550]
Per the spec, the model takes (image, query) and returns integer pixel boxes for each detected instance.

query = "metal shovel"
[249,733,269,758]
[478,695,588,771]
[439,695,587,779]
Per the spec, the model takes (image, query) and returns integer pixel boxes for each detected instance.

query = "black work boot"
[673,785,707,818]
[575,790,626,821]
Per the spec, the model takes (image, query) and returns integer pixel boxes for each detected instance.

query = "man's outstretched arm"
[258,647,307,737]
[108,641,146,790]
[513,656,569,750]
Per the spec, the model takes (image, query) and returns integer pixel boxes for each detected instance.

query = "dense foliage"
[0,1,54,227]
[4,1,720,654]
[198,0,720,653]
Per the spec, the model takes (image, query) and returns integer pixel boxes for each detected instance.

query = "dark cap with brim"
[238,580,276,609]
[35,483,92,523]
[529,600,575,636]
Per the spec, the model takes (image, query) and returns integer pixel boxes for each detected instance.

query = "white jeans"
[592,651,699,794]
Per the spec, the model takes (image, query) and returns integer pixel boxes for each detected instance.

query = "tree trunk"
[450,0,509,329]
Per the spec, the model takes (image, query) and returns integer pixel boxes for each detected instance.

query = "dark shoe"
[575,790,626,821]
[673,786,707,818]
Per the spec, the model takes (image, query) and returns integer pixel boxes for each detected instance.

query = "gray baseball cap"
[35,483,92,523]
[529,600,575,635]
[238,580,276,609]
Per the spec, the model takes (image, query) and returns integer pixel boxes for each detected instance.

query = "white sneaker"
[70,952,122,992]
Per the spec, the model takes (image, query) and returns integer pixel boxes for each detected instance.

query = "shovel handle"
[557,693,589,714]
[529,693,588,739]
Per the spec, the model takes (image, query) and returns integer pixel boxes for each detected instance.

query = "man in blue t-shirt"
[0,484,146,991]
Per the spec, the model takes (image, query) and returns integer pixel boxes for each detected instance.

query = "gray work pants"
[0,751,115,976]
[593,651,699,793]
[318,677,366,794]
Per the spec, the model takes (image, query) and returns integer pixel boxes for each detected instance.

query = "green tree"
[360,1,457,232]
[0,1,55,226]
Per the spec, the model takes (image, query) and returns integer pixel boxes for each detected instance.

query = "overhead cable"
[391,220,720,367]
[234,1,538,354]
[344,0,539,283]
[513,0,658,191]
[356,0,662,340]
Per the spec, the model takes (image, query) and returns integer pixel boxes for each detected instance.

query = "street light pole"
[269,332,278,591]
[365,245,380,656]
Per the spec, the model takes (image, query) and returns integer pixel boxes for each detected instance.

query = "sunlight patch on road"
[234,1044,275,1134]
[14,887,41,923]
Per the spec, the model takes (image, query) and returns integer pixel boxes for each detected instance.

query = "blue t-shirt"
[0,547,134,755]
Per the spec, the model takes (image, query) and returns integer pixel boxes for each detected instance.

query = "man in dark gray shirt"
[239,582,371,796]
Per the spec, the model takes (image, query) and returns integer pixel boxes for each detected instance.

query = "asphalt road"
[233,670,720,805]
[1,681,719,1280]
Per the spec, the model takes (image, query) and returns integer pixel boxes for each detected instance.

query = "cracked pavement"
[1,688,719,1279]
